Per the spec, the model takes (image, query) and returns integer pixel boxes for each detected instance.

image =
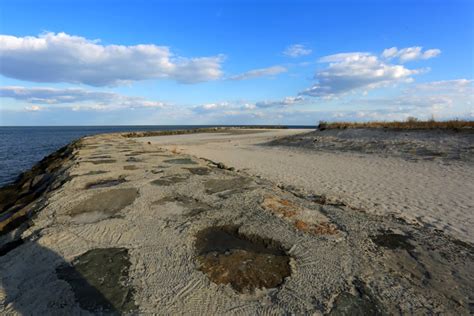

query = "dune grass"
[318,118,474,130]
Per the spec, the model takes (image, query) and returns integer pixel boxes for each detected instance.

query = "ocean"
[0,126,311,187]
[0,126,213,186]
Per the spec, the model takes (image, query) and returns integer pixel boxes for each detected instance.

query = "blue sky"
[0,0,473,125]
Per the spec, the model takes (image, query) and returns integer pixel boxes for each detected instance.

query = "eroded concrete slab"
[67,188,138,223]
[84,178,127,189]
[153,195,210,216]
[204,177,253,194]
[163,158,198,165]
[185,167,211,175]
[150,174,189,186]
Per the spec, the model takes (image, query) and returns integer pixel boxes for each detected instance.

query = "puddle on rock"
[163,158,198,165]
[56,247,137,314]
[195,226,291,293]
[150,174,188,186]
[68,188,138,223]
[85,178,127,189]
[371,231,415,251]
[204,177,252,194]
[185,167,211,175]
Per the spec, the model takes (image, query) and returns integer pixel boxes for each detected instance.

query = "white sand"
[141,129,474,243]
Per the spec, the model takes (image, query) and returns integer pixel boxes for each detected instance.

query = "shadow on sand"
[1,229,136,315]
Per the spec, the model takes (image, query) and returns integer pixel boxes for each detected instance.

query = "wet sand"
[0,128,473,314]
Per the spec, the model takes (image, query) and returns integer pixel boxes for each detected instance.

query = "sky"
[0,0,473,126]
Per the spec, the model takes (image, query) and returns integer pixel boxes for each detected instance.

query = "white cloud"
[0,32,224,86]
[412,79,473,93]
[283,44,312,58]
[338,79,473,120]
[24,105,41,111]
[318,52,371,63]
[300,52,422,97]
[229,65,287,80]
[381,47,398,59]
[382,46,441,63]
[0,86,167,110]
[193,95,305,114]
[192,102,231,114]
[255,96,304,108]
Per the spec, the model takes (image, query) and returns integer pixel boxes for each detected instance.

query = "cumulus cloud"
[382,46,441,63]
[229,65,287,80]
[0,86,166,110]
[412,79,473,93]
[192,102,266,122]
[283,44,312,57]
[0,32,224,86]
[255,96,304,108]
[300,52,423,97]
[192,102,231,114]
[193,95,305,114]
[24,105,42,111]
[338,79,473,120]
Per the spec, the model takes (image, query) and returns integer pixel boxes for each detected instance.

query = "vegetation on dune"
[317,118,474,131]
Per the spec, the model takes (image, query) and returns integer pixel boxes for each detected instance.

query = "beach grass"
[318,118,474,130]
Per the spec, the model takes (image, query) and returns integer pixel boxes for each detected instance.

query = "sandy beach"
[1,128,473,314]
[141,128,474,243]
